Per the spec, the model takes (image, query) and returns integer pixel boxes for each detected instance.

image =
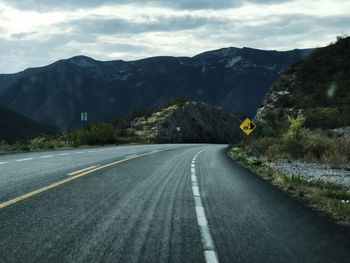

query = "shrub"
[0,140,29,152]
[304,107,341,129]
[280,114,308,158]
[243,137,276,157]
[29,136,55,151]
[282,135,306,159]
[245,113,350,164]
[284,113,306,140]
[255,109,287,137]
[28,135,71,151]
[72,123,116,145]
[265,143,284,160]
[0,140,11,152]
[257,126,278,137]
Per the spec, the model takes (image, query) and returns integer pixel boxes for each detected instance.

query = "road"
[0,144,349,263]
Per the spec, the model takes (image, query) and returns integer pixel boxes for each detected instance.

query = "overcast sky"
[0,0,349,73]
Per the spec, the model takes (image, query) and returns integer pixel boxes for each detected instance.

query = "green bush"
[29,136,55,151]
[284,113,306,140]
[28,135,71,151]
[72,123,116,145]
[304,107,341,129]
[282,135,306,159]
[0,140,29,153]
[244,113,350,164]
[242,137,276,157]
[0,123,117,152]
[280,128,349,164]
[280,114,307,158]
[255,109,287,137]
[0,140,11,152]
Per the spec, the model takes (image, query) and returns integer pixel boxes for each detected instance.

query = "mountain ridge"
[0,46,314,131]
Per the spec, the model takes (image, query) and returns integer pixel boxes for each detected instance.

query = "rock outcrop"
[131,101,242,143]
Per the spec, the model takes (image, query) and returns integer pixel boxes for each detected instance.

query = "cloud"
[3,0,293,11]
[0,0,349,73]
[63,15,224,35]
[10,31,38,39]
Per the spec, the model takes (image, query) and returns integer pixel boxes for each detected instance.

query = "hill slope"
[0,47,312,130]
[112,100,242,143]
[227,37,350,225]
[255,36,350,131]
[0,105,50,143]
[235,36,350,167]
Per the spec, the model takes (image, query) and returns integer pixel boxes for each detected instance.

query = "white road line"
[58,153,70,156]
[191,149,219,263]
[205,251,219,263]
[16,158,33,162]
[75,151,84,154]
[40,155,54,158]
[192,186,200,197]
[0,161,9,165]
[196,206,209,226]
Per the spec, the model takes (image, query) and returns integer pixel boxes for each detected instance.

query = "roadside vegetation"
[0,122,116,153]
[228,36,350,225]
[244,113,350,165]
[0,122,123,153]
[229,112,350,224]
[0,98,189,154]
[228,146,350,225]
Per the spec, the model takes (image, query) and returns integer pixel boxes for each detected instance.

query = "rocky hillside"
[114,101,241,143]
[230,38,350,224]
[0,105,51,143]
[0,47,312,131]
[255,36,350,133]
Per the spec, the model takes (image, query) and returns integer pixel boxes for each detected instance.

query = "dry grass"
[228,147,350,225]
[244,131,350,165]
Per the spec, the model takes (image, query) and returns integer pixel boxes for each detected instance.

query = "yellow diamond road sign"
[240,118,256,135]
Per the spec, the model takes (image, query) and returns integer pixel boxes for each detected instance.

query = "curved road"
[0,144,349,263]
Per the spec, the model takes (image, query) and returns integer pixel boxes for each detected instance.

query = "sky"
[0,0,349,73]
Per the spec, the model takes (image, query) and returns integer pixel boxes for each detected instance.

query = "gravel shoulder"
[274,160,350,188]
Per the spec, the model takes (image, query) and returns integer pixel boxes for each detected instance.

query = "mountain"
[0,47,313,131]
[0,105,51,143]
[112,100,242,143]
[255,36,350,131]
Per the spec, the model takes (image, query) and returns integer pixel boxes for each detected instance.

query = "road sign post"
[81,112,88,122]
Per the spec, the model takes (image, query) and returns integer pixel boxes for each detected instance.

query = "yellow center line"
[0,149,166,209]
[68,165,99,176]
[125,154,138,159]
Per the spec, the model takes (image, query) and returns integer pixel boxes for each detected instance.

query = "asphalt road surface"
[1,144,349,263]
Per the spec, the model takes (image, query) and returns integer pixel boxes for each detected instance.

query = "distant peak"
[193,47,240,58]
[67,55,98,68]
[68,55,95,61]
